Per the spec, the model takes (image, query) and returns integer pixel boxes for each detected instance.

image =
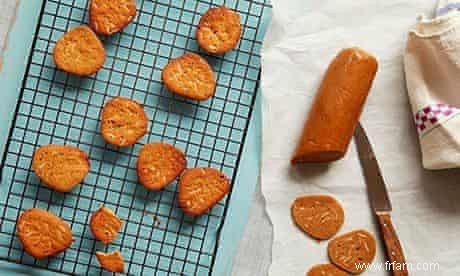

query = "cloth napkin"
[261,0,460,275]
[404,1,460,169]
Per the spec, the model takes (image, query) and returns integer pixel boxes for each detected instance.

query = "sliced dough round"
[291,195,344,240]
[90,0,137,35]
[101,97,148,147]
[17,208,73,259]
[197,6,242,54]
[53,25,105,76]
[137,142,187,190]
[90,206,122,244]
[162,52,216,101]
[307,264,349,276]
[179,167,230,216]
[32,144,90,192]
[328,229,377,274]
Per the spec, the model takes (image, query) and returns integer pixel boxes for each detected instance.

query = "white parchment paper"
[261,1,460,275]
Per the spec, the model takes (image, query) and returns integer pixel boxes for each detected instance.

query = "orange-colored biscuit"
[17,208,73,259]
[90,206,122,244]
[328,230,377,274]
[137,142,187,190]
[291,195,344,240]
[162,52,216,101]
[96,251,124,273]
[178,167,230,216]
[32,144,90,192]
[90,0,137,35]
[307,264,349,276]
[101,97,148,147]
[53,25,105,76]
[197,6,242,54]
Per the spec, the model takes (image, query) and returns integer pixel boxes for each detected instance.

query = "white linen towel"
[404,1,460,169]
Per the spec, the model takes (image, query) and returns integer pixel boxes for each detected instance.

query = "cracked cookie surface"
[90,0,137,35]
[179,167,230,216]
[162,52,216,101]
[101,97,148,147]
[32,144,90,192]
[197,6,241,54]
[53,25,105,76]
[17,208,73,259]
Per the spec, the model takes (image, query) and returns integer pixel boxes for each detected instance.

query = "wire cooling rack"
[0,0,271,275]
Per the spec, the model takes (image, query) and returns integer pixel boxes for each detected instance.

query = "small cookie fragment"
[291,195,344,240]
[32,144,90,192]
[90,206,122,244]
[101,97,148,147]
[179,167,230,216]
[162,52,216,101]
[137,142,187,190]
[328,230,377,274]
[96,251,124,273]
[197,6,242,54]
[90,0,137,35]
[307,264,348,276]
[17,208,73,259]
[53,25,105,76]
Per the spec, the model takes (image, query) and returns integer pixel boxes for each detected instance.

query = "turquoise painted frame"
[0,0,267,275]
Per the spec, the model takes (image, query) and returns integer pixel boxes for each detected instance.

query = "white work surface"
[261,0,460,275]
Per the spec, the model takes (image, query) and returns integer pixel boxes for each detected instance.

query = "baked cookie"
[101,97,148,147]
[90,0,137,35]
[291,195,344,240]
[178,167,230,216]
[162,52,216,101]
[53,25,105,76]
[137,142,187,190]
[307,264,348,276]
[96,251,124,273]
[17,208,73,259]
[328,230,377,274]
[197,6,242,54]
[32,144,90,192]
[90,206,122,244]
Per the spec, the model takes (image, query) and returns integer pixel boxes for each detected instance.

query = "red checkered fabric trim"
[414,103,460,134]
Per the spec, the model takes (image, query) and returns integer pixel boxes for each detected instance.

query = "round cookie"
[137,142,187,190]
[307,264,348,276]
[53,25,105,76]
[197,6,242,54]
[162,52,216,101]
[17,208,73,259]
[32,144,90,192]
[101,97,148,147]
[178,167,230,216]
[90,0,137,35]
[328,230,377,274]
[90,206,122,244]
[291,195,344,240]
[96,251,124,273]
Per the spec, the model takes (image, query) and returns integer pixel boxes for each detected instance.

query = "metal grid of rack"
[0,0,270,275]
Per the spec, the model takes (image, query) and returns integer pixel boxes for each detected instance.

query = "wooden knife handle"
[376,212,409,276]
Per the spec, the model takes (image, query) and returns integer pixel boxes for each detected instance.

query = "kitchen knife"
[354,123,409,276]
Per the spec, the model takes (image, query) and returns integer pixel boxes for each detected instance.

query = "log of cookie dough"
[292,48,378,164]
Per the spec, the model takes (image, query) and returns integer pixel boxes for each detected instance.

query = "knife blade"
[353,122,392,212]
[354,122,409,276]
